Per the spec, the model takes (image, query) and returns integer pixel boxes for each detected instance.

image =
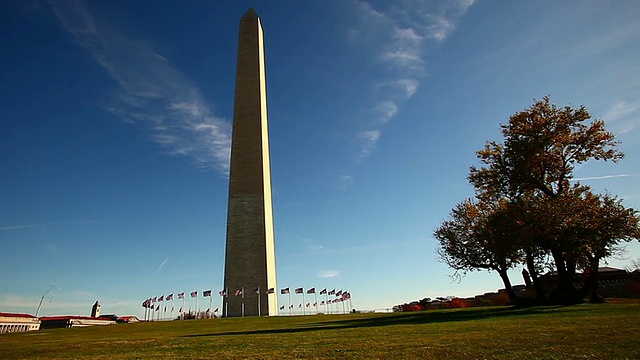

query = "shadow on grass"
[183,305,588,338]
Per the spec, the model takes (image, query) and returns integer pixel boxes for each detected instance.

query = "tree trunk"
[525,251,546,303]
[497,268,521,305]
[580,256,604,303]
[550,249,581,304]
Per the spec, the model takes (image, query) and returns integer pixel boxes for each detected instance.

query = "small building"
[0,313,41,334]
[90,300,101,318]
[98,314,140,323]
[39,316,116,329]
[117,316,140,323]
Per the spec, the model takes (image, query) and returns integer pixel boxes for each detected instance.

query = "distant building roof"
[0,313,38,319]
[39,315,113,321]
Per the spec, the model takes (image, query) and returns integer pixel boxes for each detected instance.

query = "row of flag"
[280,287,347,296]
[142,287,350,308]
[278,294,352,311]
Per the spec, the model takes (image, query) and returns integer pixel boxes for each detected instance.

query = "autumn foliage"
[434,96,640,305]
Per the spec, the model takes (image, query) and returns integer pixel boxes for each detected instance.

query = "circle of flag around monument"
[141,287,353,320]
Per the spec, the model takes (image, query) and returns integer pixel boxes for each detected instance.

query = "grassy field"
[1,299,639,359]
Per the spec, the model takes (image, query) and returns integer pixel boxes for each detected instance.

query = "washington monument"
[222,8,278,317]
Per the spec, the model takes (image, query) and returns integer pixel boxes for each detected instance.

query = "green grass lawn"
[2,299,639,359]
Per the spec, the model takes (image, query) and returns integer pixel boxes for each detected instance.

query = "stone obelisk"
[223,7,277,317]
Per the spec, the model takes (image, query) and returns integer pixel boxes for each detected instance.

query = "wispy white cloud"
[0,224,41,231]
[573,173,640,181]
[156,257,170,272]
[601,99,639,138]
[358,130,381,159]
[318,270,340,278]
[603,100,638,122]
[0,220,101,231]
[373,101,399,124]
[49,0,231,173]
[350,0,475,159]
[339,175,354,190]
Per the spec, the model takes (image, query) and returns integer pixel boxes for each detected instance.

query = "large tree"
[436,96,639,304]
[435,199,526,304]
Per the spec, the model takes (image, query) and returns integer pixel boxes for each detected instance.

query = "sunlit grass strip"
[1,300,639,359]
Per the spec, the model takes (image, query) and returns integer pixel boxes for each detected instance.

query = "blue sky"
[1,0,639,317]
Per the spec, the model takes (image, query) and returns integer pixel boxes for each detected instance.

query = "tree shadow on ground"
[183,305,588,338]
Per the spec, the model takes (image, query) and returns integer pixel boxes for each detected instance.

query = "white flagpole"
[288,286,292,316]
[325,291,329,314]
[302,291,306,316]
[209,295,213,319]
[257,286,261,317]
[241,287,245,317]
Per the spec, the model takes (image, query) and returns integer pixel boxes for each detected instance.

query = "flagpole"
[209,295,213,319]
[241,286,245,317]
[325,291,328,314]
[257,286,261,317]
[302,291,305,316]
[195,294,199,319]
[288,286,292,316]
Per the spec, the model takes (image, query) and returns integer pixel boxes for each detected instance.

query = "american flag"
[279,305,285,310]
[166,294,173,301]
[319,288,327,295]
[266,288,275,294]
[203,290,212,297]
[306,288,315,294]
[219,290,227,297]
[191,291,197,298]
[158,295,164,302]
[178,292,185,299]
[235,288,243,296]
[281,287,290,294]
[253,288,260,294]
[328,289,336,295]
[295,287,303,294]
[336,290,343,297]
